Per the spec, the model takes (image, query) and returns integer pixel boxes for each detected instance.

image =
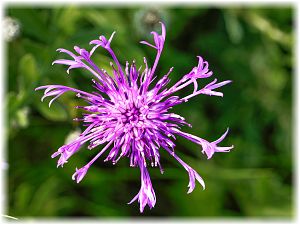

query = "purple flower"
[35,22,233,213]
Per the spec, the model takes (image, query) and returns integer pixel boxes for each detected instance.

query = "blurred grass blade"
[224,10,243,44]
[244,11,292,49]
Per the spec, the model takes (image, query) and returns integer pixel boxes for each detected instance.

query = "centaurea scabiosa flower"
[36,22,233,213]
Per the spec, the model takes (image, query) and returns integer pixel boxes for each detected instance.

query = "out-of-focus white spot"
[1,162,8,170]
[133,7,169,37]
[2,17,21,41]
[64,128,81,144]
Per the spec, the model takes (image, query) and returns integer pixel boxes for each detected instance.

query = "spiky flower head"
[36,22,233,213]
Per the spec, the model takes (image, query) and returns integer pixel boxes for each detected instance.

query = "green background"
[6,6,293,218]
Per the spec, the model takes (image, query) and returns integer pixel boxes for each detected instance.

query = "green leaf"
[18,54,40,90]
[7,92,19,115]
[35,101,68,121]
[84,9,127,33]
[14,183,32,215]
[15,107,30,128]
[56,7,81,35]
[30,177,58,215]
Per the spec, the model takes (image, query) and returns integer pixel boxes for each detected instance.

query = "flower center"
[124,106,140,123]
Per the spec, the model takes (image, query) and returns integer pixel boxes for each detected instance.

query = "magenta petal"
[52,59,77,66]
[208,80,232,90]
[72,166,89,183]
[67,64,83,74]
[140,41,157,49]
[89,39,101,45]
[128,158,156,213]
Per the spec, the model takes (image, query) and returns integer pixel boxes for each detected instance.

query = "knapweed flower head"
[36,22,233,213]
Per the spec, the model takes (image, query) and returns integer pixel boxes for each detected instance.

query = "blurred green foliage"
[6,6,293,218]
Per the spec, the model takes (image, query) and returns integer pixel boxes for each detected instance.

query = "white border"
[0,0,298,6]
[0,0,298,224]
